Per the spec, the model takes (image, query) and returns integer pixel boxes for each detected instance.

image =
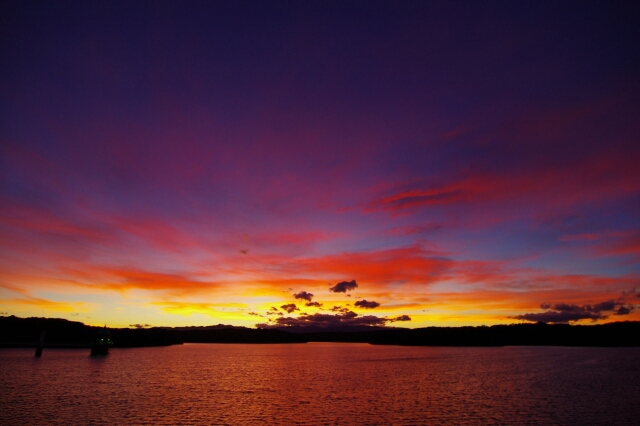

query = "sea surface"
[1,343,639,425]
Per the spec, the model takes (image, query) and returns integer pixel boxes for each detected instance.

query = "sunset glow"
[1,1,639,328]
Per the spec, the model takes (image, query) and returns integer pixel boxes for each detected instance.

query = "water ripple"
[1,344,639,425]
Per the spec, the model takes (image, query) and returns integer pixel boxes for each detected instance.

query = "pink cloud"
[294,246,454,285]
[68,266,220,294]
[365,150,640,232]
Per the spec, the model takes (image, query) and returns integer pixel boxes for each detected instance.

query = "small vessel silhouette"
[91,326,113,356]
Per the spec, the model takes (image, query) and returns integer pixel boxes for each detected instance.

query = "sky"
[1,0,639,329]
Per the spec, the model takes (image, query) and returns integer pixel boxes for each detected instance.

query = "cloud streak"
[257,311,411,330]
[514,300,635,324]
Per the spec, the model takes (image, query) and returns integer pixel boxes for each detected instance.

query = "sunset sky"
[1,1,639,329]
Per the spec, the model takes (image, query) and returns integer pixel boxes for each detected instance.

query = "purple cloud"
[354,300,380,309]
[266,306,283,316]
[280,303,299,314]
[388,315,411,322]
[329,280,358,293]
[513,311,603,324]
[129,324,151,329]
[615,305,632,315]
[257,311,413,330]
[294,291,314,301]
[258,311,386,329]
[514,299,635,323]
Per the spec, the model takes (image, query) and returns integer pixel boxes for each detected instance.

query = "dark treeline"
[0,316,305,347]
[361,322,640,347]
[0,316,182,348]
[1,316,639,348]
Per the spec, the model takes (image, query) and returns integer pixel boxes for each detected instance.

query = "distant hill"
[363,322,640,347]
[1,316,639,347]
[166,324,243,331]
[0,315,183,348]
[0,316,305,347]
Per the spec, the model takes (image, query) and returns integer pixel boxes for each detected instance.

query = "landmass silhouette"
[1,316,639,349]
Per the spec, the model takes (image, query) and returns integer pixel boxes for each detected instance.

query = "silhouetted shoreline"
[1,316,639,348]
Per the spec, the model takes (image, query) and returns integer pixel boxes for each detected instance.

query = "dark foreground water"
[1,344,639,425]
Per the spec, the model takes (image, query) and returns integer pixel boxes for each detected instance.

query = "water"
[1,343,638,425]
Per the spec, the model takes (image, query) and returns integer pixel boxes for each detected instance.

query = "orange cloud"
[295,246,454,285]
[59,266,220,295]
[0,295,84,313]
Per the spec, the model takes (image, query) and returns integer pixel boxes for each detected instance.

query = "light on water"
[1,344,639,425]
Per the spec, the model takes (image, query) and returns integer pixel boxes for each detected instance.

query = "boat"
[91,326,113,356]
